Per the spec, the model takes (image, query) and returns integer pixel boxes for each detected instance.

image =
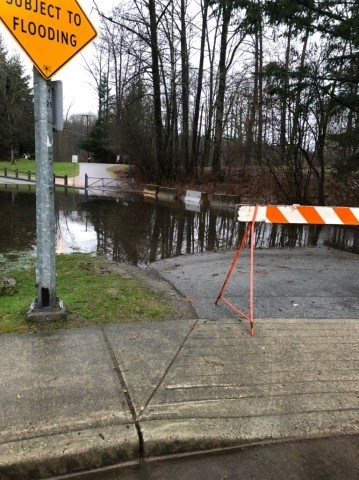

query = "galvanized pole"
[33,68,57,308]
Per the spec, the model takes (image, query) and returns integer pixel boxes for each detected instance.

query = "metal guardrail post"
[84,174,89,201]
[4,168,7,177]
[15,169,18,178]
[28,171,31,181]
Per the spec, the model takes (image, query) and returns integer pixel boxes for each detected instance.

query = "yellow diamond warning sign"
[0,0,97,79]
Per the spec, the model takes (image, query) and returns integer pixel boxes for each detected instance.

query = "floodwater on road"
[0,188,357,267]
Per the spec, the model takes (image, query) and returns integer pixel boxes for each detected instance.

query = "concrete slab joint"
[0,327,140,479]
[0,293,358,478]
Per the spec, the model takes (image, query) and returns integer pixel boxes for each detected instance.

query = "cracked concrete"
[1,317,358,479]
[0,247,358,478]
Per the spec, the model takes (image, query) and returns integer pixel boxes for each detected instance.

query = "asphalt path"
[151,247,359,320]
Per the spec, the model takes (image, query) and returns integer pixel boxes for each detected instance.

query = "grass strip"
[0,253,171,334]
[0,159,79,178]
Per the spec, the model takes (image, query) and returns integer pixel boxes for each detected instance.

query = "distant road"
[72,163,120,187]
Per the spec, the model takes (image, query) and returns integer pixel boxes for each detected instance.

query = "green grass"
[0,159,79,177]
[0,253,171,334]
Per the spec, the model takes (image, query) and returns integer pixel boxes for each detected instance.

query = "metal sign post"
[33,68,57,309]
[0,0,97,320]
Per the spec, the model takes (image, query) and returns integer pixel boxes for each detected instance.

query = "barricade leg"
[215,205,258,336]
[249,216,256,336]
[215,221,252,305]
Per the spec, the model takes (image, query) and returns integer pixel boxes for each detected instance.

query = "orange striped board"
[236,205,359,225]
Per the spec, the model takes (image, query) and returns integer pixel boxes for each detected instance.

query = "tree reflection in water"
[77,196,358,265]
[0,189,357,266]
[0,190,36,253]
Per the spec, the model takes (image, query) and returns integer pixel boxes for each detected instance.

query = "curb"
[0,425,139,480]
[139,413,359,459]
[3,411,358,479]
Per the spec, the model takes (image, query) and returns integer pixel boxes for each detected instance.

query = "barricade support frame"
[215,204,259,336]
[215,203,358,336]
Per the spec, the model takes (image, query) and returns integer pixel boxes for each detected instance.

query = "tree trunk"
[256,14,263,165]
[202,14,219,169]
[180,0,190,175]
[148,0,166,178]
[212,3,232,178]
[281,25,292,159]
[191,0,209,175]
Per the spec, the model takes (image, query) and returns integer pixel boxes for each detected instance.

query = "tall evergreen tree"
[0,39,34,163]
[80,74,114,163]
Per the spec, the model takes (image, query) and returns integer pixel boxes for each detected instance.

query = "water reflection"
[0,189,357,266]
[0,190,36,253]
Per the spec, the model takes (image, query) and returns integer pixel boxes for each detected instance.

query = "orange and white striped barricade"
[215,205,359,336]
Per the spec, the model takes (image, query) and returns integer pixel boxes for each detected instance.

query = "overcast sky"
[1,0,107,115]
